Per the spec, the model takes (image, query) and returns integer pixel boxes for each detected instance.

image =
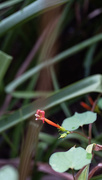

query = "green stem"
[89,93,102,144]
[71,131,88,140]
[1,132,17,153]
[88,124,92,144]
[72,169,75,180]
[81,126,87,136]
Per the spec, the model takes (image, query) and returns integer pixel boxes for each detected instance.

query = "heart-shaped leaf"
[62,111,96,131]
[49,147,92,173]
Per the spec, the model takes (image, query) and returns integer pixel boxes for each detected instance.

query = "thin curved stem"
[88,93,102,144]
[72,169,75,180]
[71,131,88,140]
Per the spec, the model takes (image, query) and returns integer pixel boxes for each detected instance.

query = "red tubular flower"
[80,96,95,111]
[35,109,70,138]
[80,96,94,110]
[35,109,61,129]
[80,96,101,114]
[80,102,91,111]
[44,118,61,129]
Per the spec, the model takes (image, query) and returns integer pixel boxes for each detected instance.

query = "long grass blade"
[0,51,12,83]
[0,0,23,10]
[0,74,102,132]
[5,34,102,93]
[0,0,69,36]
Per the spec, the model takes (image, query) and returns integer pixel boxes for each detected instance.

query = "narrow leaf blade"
[0,74,101,132]
[0,51,12,82]
[78,165,89,180]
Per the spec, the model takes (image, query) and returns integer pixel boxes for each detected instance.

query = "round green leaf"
[62,111,97,131]
[49,147,92,173]
[0,165,18,180]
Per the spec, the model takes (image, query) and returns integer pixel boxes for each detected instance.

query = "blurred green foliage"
[0,0,102,179]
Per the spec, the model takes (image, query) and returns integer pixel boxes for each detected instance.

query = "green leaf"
[86,143,95,153]
[97,98,102,110]
[11,91,53,98]
[5,34,102,93]
[91,174,102,180]
[0,74,101,132]
[50,66,71,117]
[49,147,92,173]
[62,111,97,131]
[78,166,89,180]
[0,0,69,36]
[0,0,23,10]
[0,165,18,180]
[83,44,97,77]
[0,51,12,82]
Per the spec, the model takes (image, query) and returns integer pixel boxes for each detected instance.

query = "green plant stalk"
[19,118,43,180]
[89,93,102,144]
[37,3,73,117]
[72,169,75,180]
